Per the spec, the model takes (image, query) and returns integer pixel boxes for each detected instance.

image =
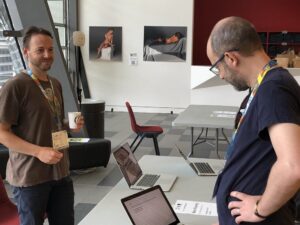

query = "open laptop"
[121,185,183,225]
[113,143,177,192]
[175,145,218,176]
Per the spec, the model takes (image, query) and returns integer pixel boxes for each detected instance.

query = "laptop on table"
[121,185,183,225]
[113,143,177,192]
[175,145,218,176]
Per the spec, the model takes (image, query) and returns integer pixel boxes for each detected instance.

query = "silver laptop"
[121,185,183,225]
[113,143,177,192]
[175,145,218,176]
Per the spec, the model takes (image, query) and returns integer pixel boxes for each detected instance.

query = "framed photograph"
[89,26,122,61]
[143,26,187,62]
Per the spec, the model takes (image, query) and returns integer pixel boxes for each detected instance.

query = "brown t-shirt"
[0,72,69,187]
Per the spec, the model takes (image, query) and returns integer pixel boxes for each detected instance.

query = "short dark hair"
[174,32,183,39]
[210,17,263,56]
[105,27,114,34]
[23,26,53,48]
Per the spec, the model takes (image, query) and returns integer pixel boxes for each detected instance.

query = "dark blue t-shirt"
[214,67,300,225]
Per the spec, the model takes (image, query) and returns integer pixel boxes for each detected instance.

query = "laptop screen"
[175,145,188,161]
[121,185,180,225]
[113,143,143,186]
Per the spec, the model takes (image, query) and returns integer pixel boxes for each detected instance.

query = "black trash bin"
[81,100,105,138]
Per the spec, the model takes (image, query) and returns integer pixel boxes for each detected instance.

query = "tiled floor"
[4,111,231,224]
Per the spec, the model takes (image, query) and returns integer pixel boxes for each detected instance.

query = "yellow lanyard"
[31,74,62,130]
[235,60,278,132]
[225,60,278,159]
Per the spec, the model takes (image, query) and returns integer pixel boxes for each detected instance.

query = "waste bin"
[81,99,105,138]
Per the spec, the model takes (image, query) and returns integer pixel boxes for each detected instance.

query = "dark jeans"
[12,176,74,225]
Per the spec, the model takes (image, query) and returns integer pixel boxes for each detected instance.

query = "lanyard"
[226,60,278,159]
[31,73,62,130]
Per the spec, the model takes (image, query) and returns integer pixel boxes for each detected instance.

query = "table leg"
[189,127,194,157]
[215,128,221,159]
[221,128,230,144]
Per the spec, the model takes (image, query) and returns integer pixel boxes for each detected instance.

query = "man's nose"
[43,50,53,58]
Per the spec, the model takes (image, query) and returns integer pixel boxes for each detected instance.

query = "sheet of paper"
[213,111,236,115]
[129,53,138,65]
[68,138,90,143]
[210,110,236,118]
[173,200,217,217]
[215,114,235,118]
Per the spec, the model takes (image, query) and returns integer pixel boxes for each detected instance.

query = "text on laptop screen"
[114,144,143,185]
[122,187,179,225]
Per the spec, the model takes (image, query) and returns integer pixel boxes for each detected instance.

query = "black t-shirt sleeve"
[257,80,300,140]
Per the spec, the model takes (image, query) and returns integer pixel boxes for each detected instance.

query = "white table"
[79,155,225,225]
[172,105,238,157]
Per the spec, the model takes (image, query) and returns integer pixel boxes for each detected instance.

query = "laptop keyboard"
[194,162,215,174]
[137,174,160,187]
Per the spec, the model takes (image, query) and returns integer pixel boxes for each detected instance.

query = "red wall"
[193,0,300,65]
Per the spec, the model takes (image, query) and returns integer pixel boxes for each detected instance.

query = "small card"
[68,138,90,143]
[52,130,69,150]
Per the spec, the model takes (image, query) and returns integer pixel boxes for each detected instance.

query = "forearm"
[0,129,41,157]
[258,160,300,216]
[98,42,105,50]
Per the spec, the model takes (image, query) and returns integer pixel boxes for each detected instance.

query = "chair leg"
[132,135,145,153]
[130,135,140,148]
[152,136,160,156]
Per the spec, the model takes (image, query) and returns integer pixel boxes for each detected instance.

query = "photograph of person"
[89,26,122,61]
[143,26,187,62]
[150,32,184,45]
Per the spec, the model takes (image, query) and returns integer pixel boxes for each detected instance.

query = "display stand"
[81,99,105,138]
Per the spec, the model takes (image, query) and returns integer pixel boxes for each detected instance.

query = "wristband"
[254,200,268,219]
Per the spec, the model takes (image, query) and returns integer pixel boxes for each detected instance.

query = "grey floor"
[4,111,231,224]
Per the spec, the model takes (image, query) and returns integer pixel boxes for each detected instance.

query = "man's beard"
[39,60,52,71]
[224,64,249,91]
[29,57,53,72]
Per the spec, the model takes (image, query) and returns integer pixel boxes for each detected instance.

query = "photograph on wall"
[143,26,187,62]
[89,26,122,61]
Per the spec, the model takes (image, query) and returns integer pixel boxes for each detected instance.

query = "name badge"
[52,130,69,150]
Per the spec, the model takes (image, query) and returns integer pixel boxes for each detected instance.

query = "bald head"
[208,17,263,57]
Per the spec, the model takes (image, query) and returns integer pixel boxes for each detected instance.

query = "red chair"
[125,102,163,155]
[0,175,19,225]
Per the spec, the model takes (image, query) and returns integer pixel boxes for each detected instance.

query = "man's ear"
[23,48,29,59]
[224,52,239,67]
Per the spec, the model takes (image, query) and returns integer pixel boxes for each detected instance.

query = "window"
[47,0,69,64]
[0,0,24,87]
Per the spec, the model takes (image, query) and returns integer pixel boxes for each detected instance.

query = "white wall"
[79,0,193,113]
[79,1,300,112]
[190,65,246,106]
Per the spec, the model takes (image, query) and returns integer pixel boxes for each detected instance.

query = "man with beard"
[207,17,300,225]
[0,26,84,225]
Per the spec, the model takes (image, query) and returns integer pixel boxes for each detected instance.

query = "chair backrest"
[125,102,139,133]
[0,174,9,204]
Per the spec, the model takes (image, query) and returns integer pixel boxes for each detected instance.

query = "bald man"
[207,16,300,225]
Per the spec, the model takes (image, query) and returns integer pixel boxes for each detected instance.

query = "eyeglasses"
[209,49,239,76]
